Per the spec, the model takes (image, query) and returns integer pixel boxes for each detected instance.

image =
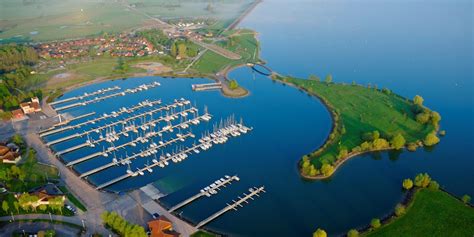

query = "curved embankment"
[271,75,441,180]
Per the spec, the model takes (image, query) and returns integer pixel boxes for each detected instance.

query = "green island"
[272,75,441,179]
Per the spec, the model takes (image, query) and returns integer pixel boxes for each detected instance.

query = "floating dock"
[169,175,240,212]
[195,186,265,228]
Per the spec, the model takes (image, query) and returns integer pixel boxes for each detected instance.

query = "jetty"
[49,86,121,106]
[195,186,265,228]
[40,100,161,137]
[169,175,240,212]
[53,82,160,112]
[191,83,223,91]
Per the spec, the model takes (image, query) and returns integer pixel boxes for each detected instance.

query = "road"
[0,217,82,237]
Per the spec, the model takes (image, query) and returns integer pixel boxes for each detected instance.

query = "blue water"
[48,0,473,236]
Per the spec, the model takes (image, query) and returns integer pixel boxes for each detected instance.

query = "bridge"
[189,39,242,60]
[249,63,273,76]
[195,186,265,228]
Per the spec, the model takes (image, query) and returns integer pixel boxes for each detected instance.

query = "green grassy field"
[365,189,474,237]
[192,29,260,74]
[277,77,435,168]
[191,230,217,237]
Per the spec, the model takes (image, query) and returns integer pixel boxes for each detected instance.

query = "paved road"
[0,218,82,237]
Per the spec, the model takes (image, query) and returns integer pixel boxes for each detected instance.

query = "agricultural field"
[0,0,256,43]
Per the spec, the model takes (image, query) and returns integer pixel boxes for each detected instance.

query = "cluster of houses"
[12,97,41,120]
[35,33,156,59]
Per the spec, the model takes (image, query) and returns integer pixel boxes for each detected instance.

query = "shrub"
[402,179,414,190]
[416,112,431,124]
[372,138,389,149]
[390,134,406,150]
[229,80,239,90]
[370,218,381,229]
[413,95,424,106]
[462,195,471,204]
[321,164,335,176]
[407,143,418,152]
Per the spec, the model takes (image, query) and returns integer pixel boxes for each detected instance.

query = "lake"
[47,0,473,236]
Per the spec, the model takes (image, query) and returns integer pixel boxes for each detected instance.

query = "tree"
[2,200,9,213]
[395,204,406,216]
[309,74,320,82]
[391,134,406,150]
[414,173,431,188]
[313,228,327,237]
[462,195,471,204]
[320,164,334,176]
[402,179,413,190]
[229,80,239,90]
[413,95,424,106]
[431,111,441,126]
[170,43,177,57]
[39,204,47,211]
[325,74,333,84]
[370,218,381,229]
[347,229,359,237]
[178,43,187,58]
[428,180,440,190]
[416,112,431,124]
[372,138,389,149]
[45,230,56,237]
[13,201,19,214]
[423,132,440,146]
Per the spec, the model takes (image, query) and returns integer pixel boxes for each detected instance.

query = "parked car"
[152,213,159,219]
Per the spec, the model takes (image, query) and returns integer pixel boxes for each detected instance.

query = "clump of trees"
[403,178,414,190]
[0,44,42,112]
[423,132,440,146]
[414,173,432,188]
[101,211,147,237]
[170,40,198,58]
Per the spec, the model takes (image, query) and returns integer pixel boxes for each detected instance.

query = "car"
[152,213,159,219]
[0,187,7,194]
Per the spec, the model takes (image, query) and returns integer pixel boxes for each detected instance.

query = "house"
[147,216,181,237]
[11,109,25,119]
[0,143,21,164]
[20,97,41,114]
[17,183,66,208]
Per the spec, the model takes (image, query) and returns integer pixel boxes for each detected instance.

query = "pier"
[40,100,161,137]
[195,186,266,228]
[38,112,96,134]
[53,82,160,112]
[95,122,250,190]
[46,99,192,146]
[169,175,239,212]
[49,86,121,106]
[79,132,195,178]
[53,107,200,156]
[192,83,223,91]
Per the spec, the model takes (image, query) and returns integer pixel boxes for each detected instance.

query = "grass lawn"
[0,149,59,192]
[276,77,435,168]
[365,189,474,237]
[191,230,217,237]
[192,29,260,74]
[58,186,87,212]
